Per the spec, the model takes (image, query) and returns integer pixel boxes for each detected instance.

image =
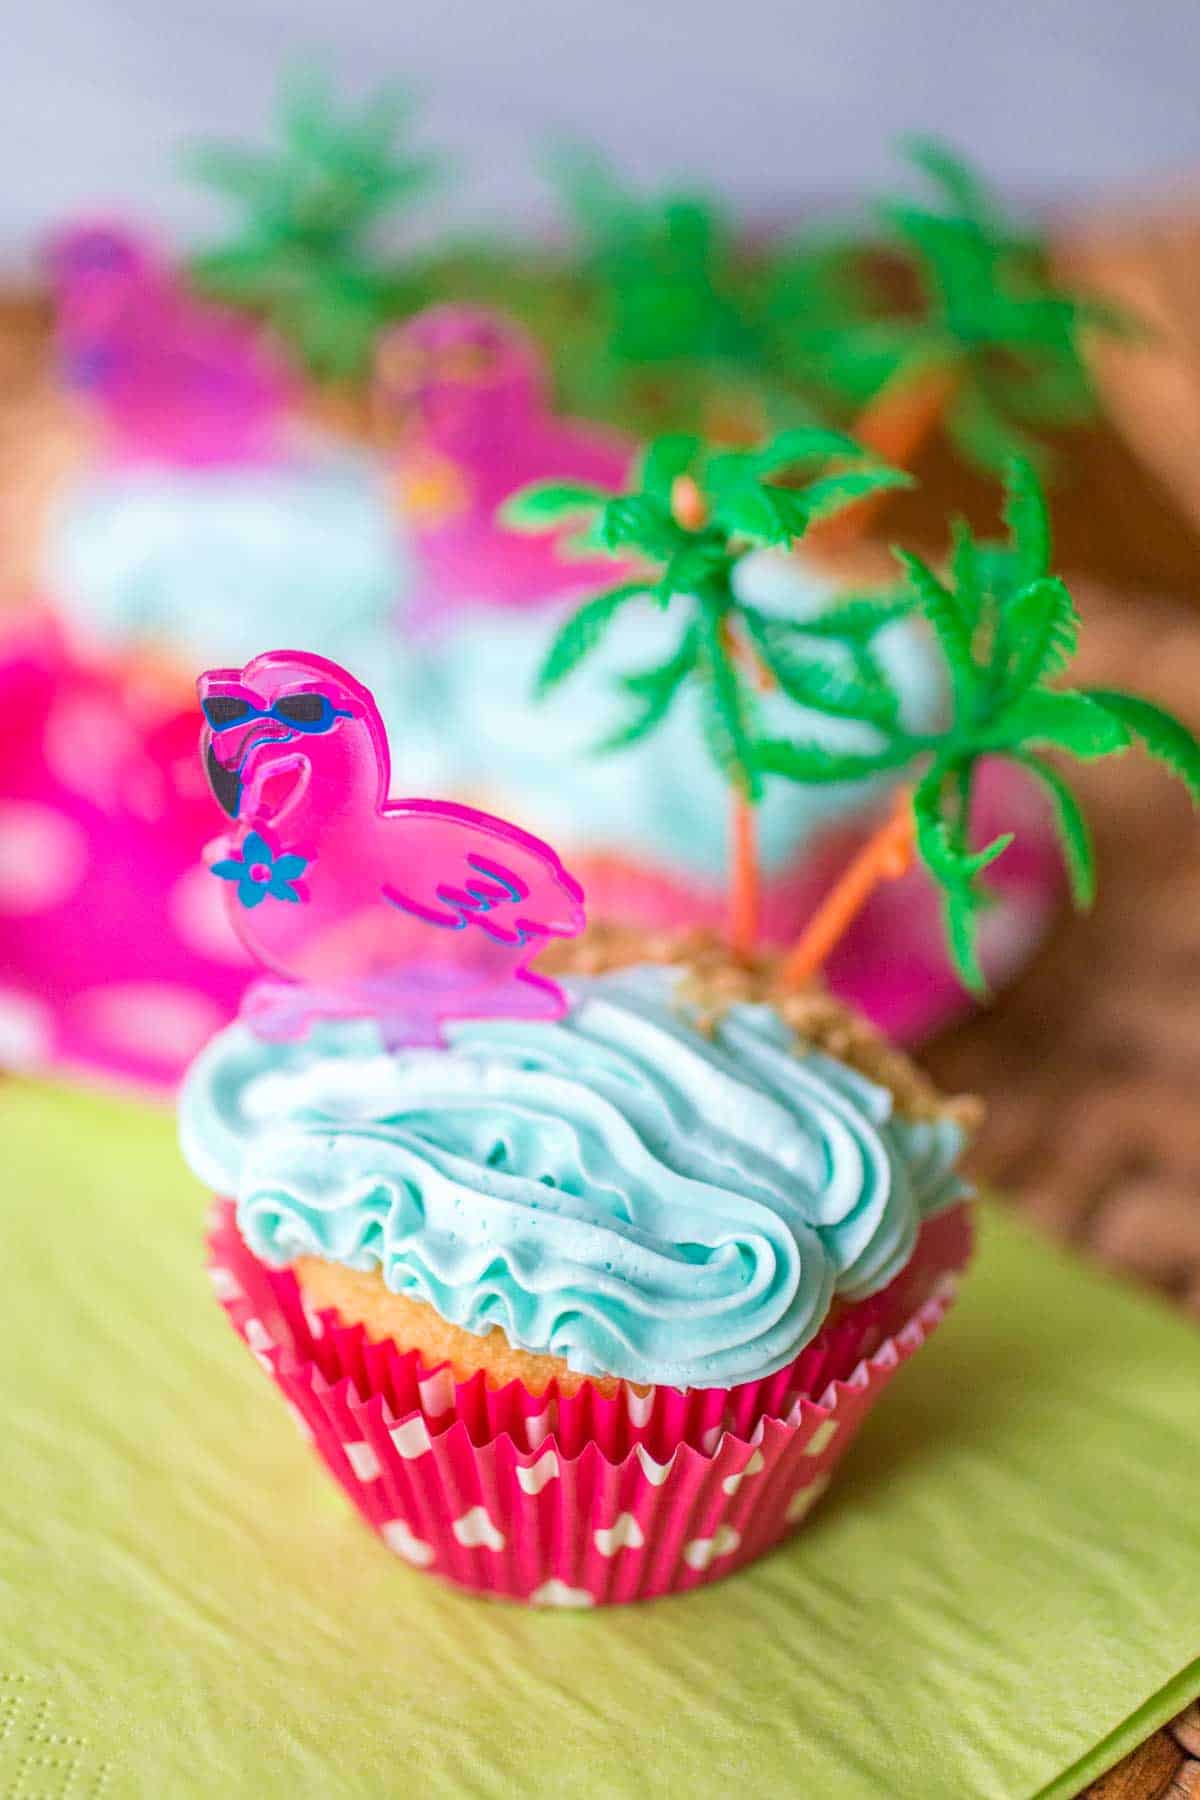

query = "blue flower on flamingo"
[212,832,308,910]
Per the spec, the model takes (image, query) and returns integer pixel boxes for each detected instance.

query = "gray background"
[3,0,1198,265]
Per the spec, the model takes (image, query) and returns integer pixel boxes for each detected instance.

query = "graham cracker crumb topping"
[544,923,983,1131]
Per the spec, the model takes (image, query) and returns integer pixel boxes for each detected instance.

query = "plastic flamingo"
[375,305,635,621]
[198,649,586,1044]
[44,221,294,468]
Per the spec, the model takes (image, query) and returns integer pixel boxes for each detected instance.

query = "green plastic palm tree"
[508,443,1199,989]
[556,147,750,365]
[501,427,913,947]
[799,137,1131,504]
[549,146,758,433]
[772,459,1200,988]
[187,71,442,378]
[551,146,864,438]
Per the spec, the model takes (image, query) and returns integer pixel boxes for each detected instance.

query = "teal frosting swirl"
[180,967,970,1389]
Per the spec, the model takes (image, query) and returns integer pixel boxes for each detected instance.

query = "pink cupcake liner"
[209,1202,969,1459]
[206,1203,972,1604]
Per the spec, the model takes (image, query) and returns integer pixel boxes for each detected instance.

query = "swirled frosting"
[180,966,970,1389]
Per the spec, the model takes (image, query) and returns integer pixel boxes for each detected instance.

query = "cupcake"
[180,444,1200,1604]
[184,933,979,1604]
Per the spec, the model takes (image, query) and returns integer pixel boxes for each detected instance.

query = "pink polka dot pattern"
[168,865,252,966]
[0,988,55,1071]
[72,982,225,1066]
[0,621,251,1091]
[0,802,88,913]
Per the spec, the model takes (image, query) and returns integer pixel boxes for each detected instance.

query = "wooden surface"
[921,581,1200,1800]
[926,576,1200,1320]
[2,276,1199,1798]
[1087,1706,1200,1800]
[915,212,1200,1792]
[1059,189,1200,555]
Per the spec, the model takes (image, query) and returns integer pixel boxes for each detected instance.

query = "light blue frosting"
[43,453,418,711]
[180,966,969,1389]
[400,549,945,877]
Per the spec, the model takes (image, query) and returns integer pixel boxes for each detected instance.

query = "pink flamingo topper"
[198,649,587,1045]
[375,305,635,625]
[44,220,294,468]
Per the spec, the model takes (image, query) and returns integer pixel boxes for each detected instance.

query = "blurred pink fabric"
[0,617,251,1089]
[44,220,294,468]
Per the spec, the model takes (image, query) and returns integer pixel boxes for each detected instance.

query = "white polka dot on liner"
[382,1519,435,1567]
[243,1317,275,1372]
[523,1401,558,1449]
[804,1419,839,1458]
[208,1266,243,1301]
[515,1448,561,1494]
[530,1580,594,1608]
[635,1445,674,1487]
[417,1367,457,1419]
[389,1417,432,1460]
[343,1441,382,1482]
[785,1473,831,1524]
[624,1388,654,1428]
[593,1514,644,1557]
[451,1507,506,1551]
[721,1449,765,1496]
[682,1526,741,1571]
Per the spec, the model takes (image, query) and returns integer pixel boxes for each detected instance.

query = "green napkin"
[3,1079,1198,1799]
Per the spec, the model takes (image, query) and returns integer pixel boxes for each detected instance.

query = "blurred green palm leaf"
[794,138,1137,473]
[186,69,443,377]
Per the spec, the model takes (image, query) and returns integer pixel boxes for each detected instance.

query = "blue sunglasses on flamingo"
[201,693,350,734]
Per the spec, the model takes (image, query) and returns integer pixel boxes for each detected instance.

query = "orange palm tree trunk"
[780,789,916,987]
[723,615,772,959]
[808,359,962,553]
[728,787,761,958]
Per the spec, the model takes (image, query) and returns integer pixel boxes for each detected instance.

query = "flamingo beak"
[205,741,241,817]
[203,715,295,817]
